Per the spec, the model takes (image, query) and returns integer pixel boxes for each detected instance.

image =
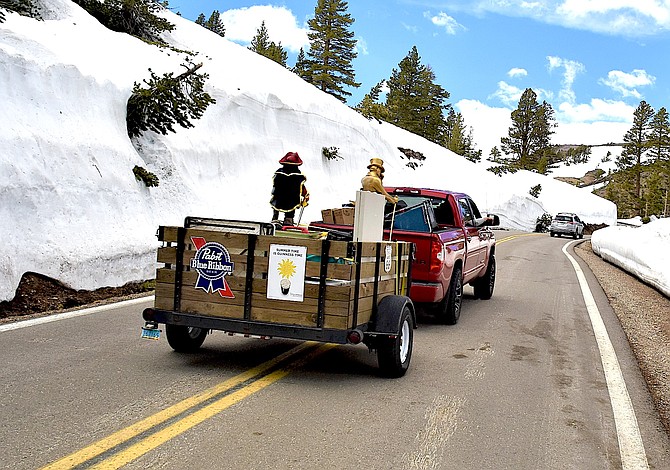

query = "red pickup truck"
[310,187,499,324]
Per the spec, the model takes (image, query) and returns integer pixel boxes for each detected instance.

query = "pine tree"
[463,128,482,163]
[268,42,288,67]
[249,21,288,67]
[617,100,655,213]
[249,21,271,54]
[445,109,466,155]
[647,107,670,216]
[488,147,502,162]
[385,46,449,145]
[354,80,389,122]
[195,13,206,26]
[643,169,665,217]
[649,107,670,163]
[563,145,591,165]
[499,88,557,174]
[0,0,36,22]
[292,48,313,82]
[126,61,216,138]
[72,0,175,43]
[204,10,225,37]
[446,108,482,162]
[307,0,360,102]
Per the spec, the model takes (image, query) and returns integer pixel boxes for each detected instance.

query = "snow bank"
[0,1,617,301]
[591,218,670,297]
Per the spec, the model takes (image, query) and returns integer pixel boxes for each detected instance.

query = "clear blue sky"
[168,1,670,150]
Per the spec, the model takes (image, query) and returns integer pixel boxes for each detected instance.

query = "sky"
[170,0,670,159]
[1,0,667,302]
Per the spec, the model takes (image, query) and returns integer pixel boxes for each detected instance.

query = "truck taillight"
[430,240,444,273]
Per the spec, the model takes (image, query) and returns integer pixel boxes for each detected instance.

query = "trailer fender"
[373,295,416,334]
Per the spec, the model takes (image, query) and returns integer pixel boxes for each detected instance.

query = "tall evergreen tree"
[249,21,288,67]
[652,108,670,215]
[204,10,225,37]
[498,88,556,174]
[385,46,450,145]
[195,13,206,26]
[249,21,271,54]
[445,110,481,162]
[617,100,655,213]
[649,107,670,163]
[445,109,466,155]
[307,0,360,102]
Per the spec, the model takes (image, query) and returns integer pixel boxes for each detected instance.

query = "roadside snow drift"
[591,219,670,297]
[0,1,617,301]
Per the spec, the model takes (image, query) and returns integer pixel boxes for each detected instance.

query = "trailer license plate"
[141,327,161,340]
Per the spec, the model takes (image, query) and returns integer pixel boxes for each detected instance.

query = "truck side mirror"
[476,214,500,227]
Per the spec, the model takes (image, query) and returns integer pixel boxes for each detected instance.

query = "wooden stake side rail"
[154,226,411,331]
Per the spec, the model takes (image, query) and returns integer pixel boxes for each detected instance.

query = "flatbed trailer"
[142,217,416,377]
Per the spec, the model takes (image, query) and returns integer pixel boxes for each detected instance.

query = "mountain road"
[1,231,668,469]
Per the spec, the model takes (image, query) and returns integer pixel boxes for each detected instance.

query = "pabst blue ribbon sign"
[189,236,235,298]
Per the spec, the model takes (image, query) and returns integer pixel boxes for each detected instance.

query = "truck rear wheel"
[473,255,496,300]
[377,306,414,378]
[165,324,208,353]
[439,266,462,325]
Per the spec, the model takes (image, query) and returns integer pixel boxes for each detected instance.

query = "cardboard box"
[321,209,335,224]
[333,207,355,225]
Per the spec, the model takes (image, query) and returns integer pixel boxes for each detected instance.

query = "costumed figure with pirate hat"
[270,152,309,226]
[361,158,398,205]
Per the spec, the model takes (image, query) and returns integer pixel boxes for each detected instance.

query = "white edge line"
[0,295,155,333]
[562,241,648,470]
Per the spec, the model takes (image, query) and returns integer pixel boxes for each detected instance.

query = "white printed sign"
[384,244,393,273]
[267,244,307,302]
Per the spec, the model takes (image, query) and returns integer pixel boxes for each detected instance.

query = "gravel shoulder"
[575,241,670,436]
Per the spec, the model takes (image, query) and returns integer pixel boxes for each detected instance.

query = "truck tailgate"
[390,228,464,278]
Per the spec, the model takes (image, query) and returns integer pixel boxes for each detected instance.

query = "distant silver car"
[550,213,584,239]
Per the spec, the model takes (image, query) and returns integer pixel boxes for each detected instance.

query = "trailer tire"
[439,266,463,325]
[473,255,496,300]
[165,324,208,353]
[377,306,414,378]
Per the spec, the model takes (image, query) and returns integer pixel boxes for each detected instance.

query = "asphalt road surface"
[1,231,669,470]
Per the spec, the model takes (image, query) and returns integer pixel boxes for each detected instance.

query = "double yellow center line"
[42,341,335,469]
[496,232,542,245]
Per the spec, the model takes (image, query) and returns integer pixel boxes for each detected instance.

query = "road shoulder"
[575,241,670,438]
